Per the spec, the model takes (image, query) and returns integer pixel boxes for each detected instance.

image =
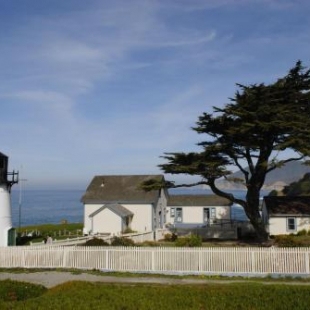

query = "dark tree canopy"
[142,61,310,241]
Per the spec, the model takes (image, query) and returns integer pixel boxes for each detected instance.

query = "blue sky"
[1,0,309,190]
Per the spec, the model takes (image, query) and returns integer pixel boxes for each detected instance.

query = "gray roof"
[168,195,232,207]
[264,196,310,216]
[89,203,133,218]
[81,174,164,204]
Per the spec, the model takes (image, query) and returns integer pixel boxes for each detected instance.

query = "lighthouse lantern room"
[0,152,18,246]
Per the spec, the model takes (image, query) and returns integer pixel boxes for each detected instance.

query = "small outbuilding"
[81,175,168,235]
[262,196,310,235]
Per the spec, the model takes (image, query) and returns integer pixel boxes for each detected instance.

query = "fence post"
[152,250,155,271]
[305,251,309,274]
[62,247,67,268]
[251,249,255,274]
[106,249,109,270]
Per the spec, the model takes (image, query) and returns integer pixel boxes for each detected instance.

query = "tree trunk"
[245,189,269,242]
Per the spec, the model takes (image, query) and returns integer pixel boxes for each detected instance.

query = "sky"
[1,0,310,190]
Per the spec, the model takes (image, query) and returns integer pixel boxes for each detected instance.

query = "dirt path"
[1,271,310,288]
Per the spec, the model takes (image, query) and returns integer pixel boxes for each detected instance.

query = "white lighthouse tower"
[0,152,18,246]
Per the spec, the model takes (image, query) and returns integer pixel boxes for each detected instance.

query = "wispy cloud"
[0,0,309,188]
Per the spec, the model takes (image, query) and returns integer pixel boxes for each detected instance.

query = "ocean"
[10,189,84,227]
[9,188,269,227]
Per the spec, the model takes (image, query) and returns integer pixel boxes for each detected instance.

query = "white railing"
[30,236,96,246]
[1,246,310,276]
[29,231,158,247]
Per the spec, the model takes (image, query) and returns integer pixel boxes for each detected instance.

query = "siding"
[269,217,310,235]
[166,205,231,224]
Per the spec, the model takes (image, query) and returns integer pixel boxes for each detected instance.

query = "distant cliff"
[215,161,310,191]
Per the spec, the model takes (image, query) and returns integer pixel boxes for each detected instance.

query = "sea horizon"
[9,188,268,227]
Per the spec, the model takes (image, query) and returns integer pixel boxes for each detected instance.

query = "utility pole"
[18,178,27,235]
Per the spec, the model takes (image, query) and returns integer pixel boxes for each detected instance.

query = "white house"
[81,175,168,235]
[81,174,234,236]
[262,196,310,235]
[166,195,232,227]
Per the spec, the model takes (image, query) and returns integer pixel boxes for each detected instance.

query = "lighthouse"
[0,152,18,246]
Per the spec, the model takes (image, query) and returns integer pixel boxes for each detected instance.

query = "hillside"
[216,161,310,191]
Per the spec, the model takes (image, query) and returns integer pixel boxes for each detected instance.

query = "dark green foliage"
[296,229,308,236]
[268,190,278,196]
[283,173,310,196]
[0,280,46,302]
[110,236,135,246]
[85,238,110,246]
[273,235,308,247]
[143,61,310,241]
[175,234,202,247]
[164,233,178,241]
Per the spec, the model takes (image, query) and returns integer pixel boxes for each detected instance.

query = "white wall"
[84,203,153,234]
[125,204,153,232]
[93,208,122,235]
[0,185,12,246]
[84,204,101,234]
[166,205,231,225]
[268,217,310,235]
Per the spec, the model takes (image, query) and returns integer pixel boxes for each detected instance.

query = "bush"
[137,240,160,247]
[164,233,178,242]
[175,234,202,247]
[274,235,304,247]
[85,238,110,246]
[110,236,135,246]
[296,229,308,236]
[122,228,137,234]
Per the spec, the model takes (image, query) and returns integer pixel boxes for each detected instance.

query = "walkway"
[0,271,309,288]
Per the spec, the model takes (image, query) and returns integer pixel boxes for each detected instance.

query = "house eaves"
[168,195,232,207]
[89,203,133,219]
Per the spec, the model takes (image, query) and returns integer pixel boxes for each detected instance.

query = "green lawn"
[1,280,310,309]
[19,223,83,235]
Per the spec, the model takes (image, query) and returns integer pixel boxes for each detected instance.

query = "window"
[287,217,296,231]
[203,207,216,223]
[170,208,175,217]
[175,208,183,223]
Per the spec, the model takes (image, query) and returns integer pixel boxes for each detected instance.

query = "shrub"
[85,238,109,246]
[122,228,137,234]
[164,233,172,241]
[175,234,202,247]
[164,233,178,242]
[274,235,304,247]
[110,236,135,246]
[296,229,308,236]
[137,240,160,247]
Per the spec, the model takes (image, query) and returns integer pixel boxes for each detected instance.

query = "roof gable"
[89,203,133,218]
[264,196,310,216]
[81,174,164,204]
[168,195,232,207]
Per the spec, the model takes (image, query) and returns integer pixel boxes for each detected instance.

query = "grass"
[19,223,83,235]
[1,268,310,283]
[1,280,310,309]
[17,223,84,245]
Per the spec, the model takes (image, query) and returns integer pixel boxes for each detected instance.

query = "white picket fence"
[1,246,310,276]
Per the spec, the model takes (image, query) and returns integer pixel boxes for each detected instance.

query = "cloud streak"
[0,0,309,189]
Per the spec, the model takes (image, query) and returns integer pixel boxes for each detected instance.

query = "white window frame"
[175,208,183,223]
[170,208,175,217]
[203,207,216,223]
[287,217,296,232]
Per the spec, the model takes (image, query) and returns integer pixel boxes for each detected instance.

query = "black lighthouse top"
[0,152,18,187]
